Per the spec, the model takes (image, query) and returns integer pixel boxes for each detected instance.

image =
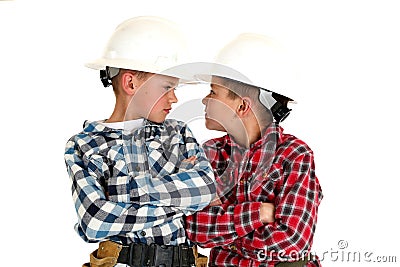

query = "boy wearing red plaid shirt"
[186,33,323,267]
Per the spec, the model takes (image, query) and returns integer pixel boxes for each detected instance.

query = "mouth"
[163,108,171,114]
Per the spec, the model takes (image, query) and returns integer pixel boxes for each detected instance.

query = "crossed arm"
[186,152,322,261]
[65,142,184,242]
[64,126,215,242]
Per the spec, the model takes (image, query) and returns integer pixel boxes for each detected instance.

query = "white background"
[1,0,399,266]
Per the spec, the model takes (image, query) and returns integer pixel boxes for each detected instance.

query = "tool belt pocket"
[193,245,208,267]
[275,258,308,267]
[83,241,122,267]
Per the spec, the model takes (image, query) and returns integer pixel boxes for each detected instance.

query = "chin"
[205,118,225,132]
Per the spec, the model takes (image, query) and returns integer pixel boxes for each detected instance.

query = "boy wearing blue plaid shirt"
[64,16,215,267]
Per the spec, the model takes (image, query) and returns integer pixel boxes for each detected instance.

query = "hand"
[209,196,222,206]
[183,156,197,165]
[260,203,275,223]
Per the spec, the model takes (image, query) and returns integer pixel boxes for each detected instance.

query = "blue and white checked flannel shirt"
[64,119,216,245]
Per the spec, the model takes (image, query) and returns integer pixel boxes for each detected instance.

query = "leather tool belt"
[275,258,309,267]
[84,240,207,267]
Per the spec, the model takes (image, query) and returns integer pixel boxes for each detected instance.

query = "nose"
[168,89,178,103]
[202,95,209,106]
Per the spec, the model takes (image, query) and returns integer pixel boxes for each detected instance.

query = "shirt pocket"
[216,164,238,197]
[86,154,107,179]
[249,163,283,202]
[146,137,183,177]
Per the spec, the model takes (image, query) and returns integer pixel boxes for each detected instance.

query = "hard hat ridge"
[193,32,298,122]
[85,16,188,81]
[213,33,296,101]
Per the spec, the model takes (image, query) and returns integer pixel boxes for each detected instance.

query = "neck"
[107,95,141,123]
[228,117,262,148]
[107,110,125,123]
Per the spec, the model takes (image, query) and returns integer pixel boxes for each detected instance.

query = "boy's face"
[133,74,179,123]
[202,77,240,132]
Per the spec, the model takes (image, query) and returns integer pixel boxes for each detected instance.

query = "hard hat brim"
[85,58,193,81]
[175,62,295,101]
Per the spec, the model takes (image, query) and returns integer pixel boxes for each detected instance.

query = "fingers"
[209,197,222,206]
[183,155,197,164]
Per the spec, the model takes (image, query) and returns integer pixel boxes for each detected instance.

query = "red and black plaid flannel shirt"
[186,123,323,267]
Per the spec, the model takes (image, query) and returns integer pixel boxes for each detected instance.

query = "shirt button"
[230,245,236,250]
[140,231,146,236]
[135,166,140,172]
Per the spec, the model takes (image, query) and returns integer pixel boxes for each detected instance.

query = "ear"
[236,97,252,117]
[121,71,140,95]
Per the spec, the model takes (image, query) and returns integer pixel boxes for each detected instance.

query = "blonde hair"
[111,69,151,94]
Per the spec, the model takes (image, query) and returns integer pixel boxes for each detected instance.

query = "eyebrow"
[210,83,220,90]
[164,81,178,87]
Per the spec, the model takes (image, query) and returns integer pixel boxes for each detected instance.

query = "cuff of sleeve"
[233,202,264,237]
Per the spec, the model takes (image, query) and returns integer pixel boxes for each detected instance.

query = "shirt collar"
[101,119,144,132]
[253,123,283,149]
[223,123,283,151]
[82,119,165,134]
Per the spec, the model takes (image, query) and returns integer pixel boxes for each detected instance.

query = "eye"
[209,90,215,95]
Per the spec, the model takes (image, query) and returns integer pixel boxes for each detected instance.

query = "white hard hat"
[197,33,298,102]
[85,16,188,79]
